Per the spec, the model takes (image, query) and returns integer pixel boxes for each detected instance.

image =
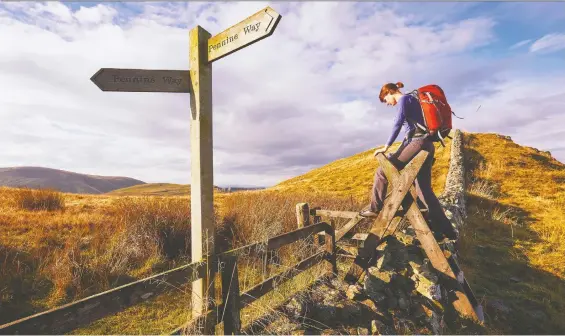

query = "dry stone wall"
[438,129,467,231]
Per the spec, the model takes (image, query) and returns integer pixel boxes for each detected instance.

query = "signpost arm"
[189,25,216,334]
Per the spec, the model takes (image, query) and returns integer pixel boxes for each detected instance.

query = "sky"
[1,1,565,188]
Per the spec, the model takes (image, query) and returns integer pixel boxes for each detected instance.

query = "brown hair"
[379,82,404,102]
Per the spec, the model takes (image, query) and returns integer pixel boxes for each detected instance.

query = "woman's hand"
[373,145,389,157]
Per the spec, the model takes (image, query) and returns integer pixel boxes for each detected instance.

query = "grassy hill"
[107,183,263,196]
[269,136,452,199]
[0,167,145,194]
[107,183,194,196]
[457,132,565,334]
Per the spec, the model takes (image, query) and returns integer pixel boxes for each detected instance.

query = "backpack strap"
[451,110,464,119]
[406,90,430,133]
[405,116,429,134]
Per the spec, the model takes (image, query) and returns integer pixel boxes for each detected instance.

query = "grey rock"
[412,273,442,302]
[357,327,369,335]
[396,291,410,310]
[371,319,394,335]
[427,310,443,335]
[387,296,398,310]
[488,299,511,313]
[285,297,307,319]
[316,304,338,322]
[364,267,394,299]
[410,259,439,284]
[346,284,364,301]
[371,320,383,335]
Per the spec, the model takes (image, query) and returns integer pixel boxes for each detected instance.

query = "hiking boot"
[359,204,380,218]
[359,209,379,217]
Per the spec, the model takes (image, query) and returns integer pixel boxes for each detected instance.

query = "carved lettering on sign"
[208,34,239,53]
[112,75,156,84]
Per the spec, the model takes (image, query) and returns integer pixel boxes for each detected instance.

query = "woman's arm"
[384,97,406,147]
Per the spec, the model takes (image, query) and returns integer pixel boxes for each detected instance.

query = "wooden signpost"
[90,6,281,334]
[90,69,191,93]
[208,7,281,63]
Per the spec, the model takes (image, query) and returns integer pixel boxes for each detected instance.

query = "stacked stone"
[437,129,469,290]
[350,230,445,335]
[438,129,467,231]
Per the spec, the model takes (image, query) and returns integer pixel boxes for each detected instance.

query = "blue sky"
[0,2,564,187]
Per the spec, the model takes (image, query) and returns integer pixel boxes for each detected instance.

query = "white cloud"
[530,33,565,54]
[510,39,532,49]
[0,2,564,188]
[74,4,117,25]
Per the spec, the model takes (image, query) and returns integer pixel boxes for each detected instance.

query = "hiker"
[359,81,458,240]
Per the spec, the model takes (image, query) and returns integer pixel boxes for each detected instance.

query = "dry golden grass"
[0,135,456,334]
[11,187,65,211]
[458,132,565,334]
[107,183,226,196]
[270,136,452,200]
[0,185,363,333]
[0,188,197,323]
[107,183,193,196]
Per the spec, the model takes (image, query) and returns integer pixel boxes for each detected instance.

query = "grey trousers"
[370,137,456,238]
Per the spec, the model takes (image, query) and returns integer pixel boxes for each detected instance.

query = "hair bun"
[396,82,404,89]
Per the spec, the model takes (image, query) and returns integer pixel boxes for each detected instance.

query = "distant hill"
[0,167,145,194]
[107,183,193,196]
[107,183,265,196]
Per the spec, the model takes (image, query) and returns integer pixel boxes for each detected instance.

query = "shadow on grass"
[0,244,53,325]
[460,136,565,334]
[529,153,565,171]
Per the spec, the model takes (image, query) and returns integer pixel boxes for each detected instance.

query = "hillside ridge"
[0,166,145,194]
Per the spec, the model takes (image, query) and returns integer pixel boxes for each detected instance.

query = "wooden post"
[189,25,216,334]
[262,246,269,282]
[310,206,322,245]
[87,7,283,335]
[296,202,315,249]
[325,219,338,275]
[311,207,321,225]
[296,203,310,228]
[220,256,241,335]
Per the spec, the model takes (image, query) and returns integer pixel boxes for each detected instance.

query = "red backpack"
[408,84,462,146]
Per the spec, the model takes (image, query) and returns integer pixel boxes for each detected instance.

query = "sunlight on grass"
[459,132,565,334]
[0,134,486,335]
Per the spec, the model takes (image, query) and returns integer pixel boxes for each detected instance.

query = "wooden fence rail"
[0,261,207,335]
[172,220,335,335]
[0,221,336,335]
[296,203,366,244]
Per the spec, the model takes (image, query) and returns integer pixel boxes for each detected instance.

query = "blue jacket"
[385,94,426,147]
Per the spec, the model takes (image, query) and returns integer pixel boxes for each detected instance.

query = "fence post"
[221,255,241,335]
[325,219,338,275]
[297,202,315,248]
[310,206,322,245]
[296,203,310,228]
